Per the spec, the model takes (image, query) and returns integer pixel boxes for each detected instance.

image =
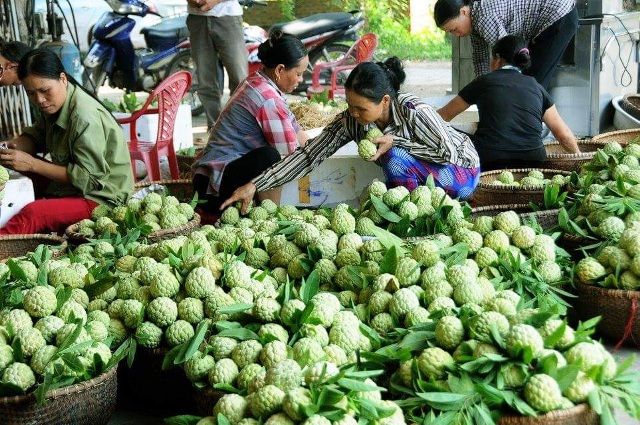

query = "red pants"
[0,197,98,235]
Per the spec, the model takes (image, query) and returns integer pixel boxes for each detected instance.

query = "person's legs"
[194,146,281,214]
[212,15,248,95]
[525,7,578,90]
[187,14,223,127]
[0,198,98,235]
[378,147,425,191]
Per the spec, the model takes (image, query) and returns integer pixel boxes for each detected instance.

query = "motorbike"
[83,0,202,115]
[239,0,365,91]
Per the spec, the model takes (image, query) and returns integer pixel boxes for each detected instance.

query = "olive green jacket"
[22,84,133,205]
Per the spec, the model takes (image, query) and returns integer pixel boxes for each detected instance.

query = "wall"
[243,1,342,27]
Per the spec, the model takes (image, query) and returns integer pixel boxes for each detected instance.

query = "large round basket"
[0,234,67,261]
[621,94,640,121]
[498,404,598,425]
[471,204,559,231]
[591,128,640,145]
[118,347,196,415]
[544,140,604,172]
[0,366,117,425]
[194,387,225,416]
[472,169,571,207]
[64,213,201,245]
[574,282,640,346]
[134,178,195,202]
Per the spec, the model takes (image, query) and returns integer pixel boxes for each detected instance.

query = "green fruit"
[389,288,420,318]
[249,384,285,418]
[282,387,312,421]
[2,362,35,392]
[506,324,544,358]
[265,359,302,390]
[146,297,178,327]
[209,358,239,386]
[214,393,248,425]
[453,280,484,306]
[232,340,263,369]
[435,316,464,350]
[383,186,409,207]
[135,321,162,348]
[597,216,625,241]
[395,258,421,287]
[358,139,377,160]
[178,298,205,324]
[469,311,510,343]
[524,374,562,412]
[575,257,606,284]
[412,240,440,267]
[23,286,57,318]
[493,211,520,235]
[165,320,194,346]
[417,347,454,379]
[563,371,595,403]
[539,319,574,349]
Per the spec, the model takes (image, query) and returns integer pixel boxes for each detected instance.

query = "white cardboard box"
[114,104,193,151]
[0,175,35,227]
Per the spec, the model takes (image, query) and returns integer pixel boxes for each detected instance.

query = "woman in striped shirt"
[221,57,481,214]
[434,0,578,90]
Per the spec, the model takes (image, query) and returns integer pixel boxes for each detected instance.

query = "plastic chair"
[307,33,378,99]
[117,71,192,181]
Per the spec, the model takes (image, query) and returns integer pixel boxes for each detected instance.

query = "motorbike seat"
[141,14,189,41]
[270,12,358,40]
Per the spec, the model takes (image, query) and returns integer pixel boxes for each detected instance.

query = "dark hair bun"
[257,31,307,69]
[376,57,406,92]
[513,49,531,70]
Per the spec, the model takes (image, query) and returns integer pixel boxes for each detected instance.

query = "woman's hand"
[220,182,257,214]
[0,148,35,172]
[368,134,395,162]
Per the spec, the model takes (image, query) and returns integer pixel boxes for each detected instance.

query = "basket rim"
[544,141,602,159]
[575,281,640,300]
[0,365,117,405]
[591,128,640,143]
[134,179,193,189]
[499,403,593,422]
[478,168,571,190]
[65,213,201,243]
[0,234,66,245]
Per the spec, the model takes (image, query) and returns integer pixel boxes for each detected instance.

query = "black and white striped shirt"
[252,93,480,192]
[470,0,576,76]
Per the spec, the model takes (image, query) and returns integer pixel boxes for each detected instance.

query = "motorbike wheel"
[298,43,352,93]
[168,50,204,117]
[83,65,107,94]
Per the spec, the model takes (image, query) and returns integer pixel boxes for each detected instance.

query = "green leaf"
[217,328,259,341]
[217,413,231,425]
[300,270,320,303]
[337,378,385,393]
[371,195,402,223]
[416,392,468,411]
[175,320,210,365]
[163,415,203,425]
[370,226,406,257]
[6,259,28,282]
[543,321,567,349]
[217,303,253,315]
[588,388,603,414]
[379,245,398,275]
[162,344,183,371]
[554,365,580,392]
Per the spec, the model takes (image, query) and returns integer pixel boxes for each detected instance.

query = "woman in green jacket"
[0,48,133,234]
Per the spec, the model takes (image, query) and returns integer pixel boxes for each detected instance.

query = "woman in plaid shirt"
[434,0,578,90]
[193,32,309,214]
[221,58,481,214]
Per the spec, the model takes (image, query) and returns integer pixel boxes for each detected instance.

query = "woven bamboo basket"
[176,149,203,178]
[543,140,604,172]
[470,204,559,231]
[0,234,67,261]
[591,128,640,145]
[0,366,117,425]
[118,347,196,414]
[621,94,640,121]
[574,282,640,346]
[64,213,200,245]
[134,178,195,202]
[498,404,598,425]
[194,387,225,416]
[472,169,571,207]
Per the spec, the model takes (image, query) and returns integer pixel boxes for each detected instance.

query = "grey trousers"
[187,14,248,127]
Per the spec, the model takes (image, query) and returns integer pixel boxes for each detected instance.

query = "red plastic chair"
[307,33,378,99]
[117,71,192,181]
